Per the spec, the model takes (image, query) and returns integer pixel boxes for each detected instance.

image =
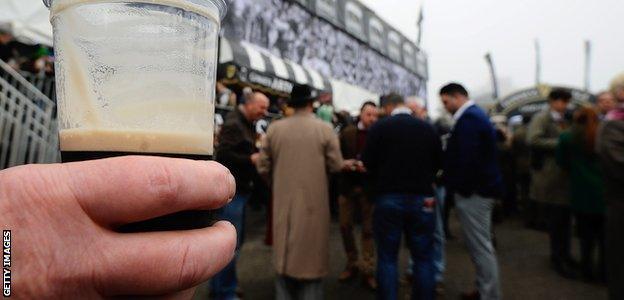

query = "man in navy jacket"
[440,83,502,300]
[363,93,442,300]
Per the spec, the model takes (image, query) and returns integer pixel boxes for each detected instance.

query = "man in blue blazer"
[440,83,502,300]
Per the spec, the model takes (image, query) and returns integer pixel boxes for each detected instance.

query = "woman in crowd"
[556,106,605,282]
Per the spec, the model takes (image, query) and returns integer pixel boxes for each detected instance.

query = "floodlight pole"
[535,39,542,86]
[584,40,592,91]
[485,52,500,100]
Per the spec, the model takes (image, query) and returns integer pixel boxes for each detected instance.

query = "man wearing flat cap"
[257,84,356,299]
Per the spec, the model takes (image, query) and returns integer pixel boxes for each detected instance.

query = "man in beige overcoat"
[257,84,355,300]
[527,88,574,278]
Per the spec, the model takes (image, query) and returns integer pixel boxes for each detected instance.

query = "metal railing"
[0,59,60,170]
[0,60,56,111]
[20,71,57,104]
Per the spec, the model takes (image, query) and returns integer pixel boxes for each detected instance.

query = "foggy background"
[360,0,624,117]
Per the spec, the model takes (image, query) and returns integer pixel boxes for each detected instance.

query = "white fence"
[0,59,59,169]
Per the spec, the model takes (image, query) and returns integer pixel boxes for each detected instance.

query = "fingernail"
[228,172,236,197]
[214,220,232,228]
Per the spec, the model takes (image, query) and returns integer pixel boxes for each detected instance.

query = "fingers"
[62,156,236,227]
[96,221,236,296]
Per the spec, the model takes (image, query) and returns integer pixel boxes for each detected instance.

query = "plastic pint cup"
[47,0,227,159]
[46,0,227,232]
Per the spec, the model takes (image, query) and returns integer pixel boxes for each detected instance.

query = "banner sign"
[493,85,596,118]
[222,0,427,98]
[239,66,295,94]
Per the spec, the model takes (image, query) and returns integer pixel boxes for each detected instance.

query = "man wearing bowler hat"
[257,84,356,299]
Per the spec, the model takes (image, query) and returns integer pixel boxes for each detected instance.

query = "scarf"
[606,104,624,121]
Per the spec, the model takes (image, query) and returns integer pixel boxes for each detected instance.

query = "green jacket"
[556,131,605,214]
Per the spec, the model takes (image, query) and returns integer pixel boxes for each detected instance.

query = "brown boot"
[460,290,480,300]
[435,282,445,296]
[401,273,414,285]
[338,267,358,282]
[362,275,377,291]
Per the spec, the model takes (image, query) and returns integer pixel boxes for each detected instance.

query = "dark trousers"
[374,194,436,300]
[525,200,549,231]
[607,202,624,300]
[516,173,530,220]
[546,204,573,264]
[502,169,518,215]
[443,192,454,237]
[576,213,605,279]
[339,186,375,275]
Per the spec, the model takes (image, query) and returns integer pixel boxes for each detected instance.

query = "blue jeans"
[374,194,436,300]
[210,193,249,300]
[407,187,446,283]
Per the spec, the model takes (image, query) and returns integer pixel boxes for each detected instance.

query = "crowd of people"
[210,73,624,300]
[522,83,623,291]
[0,26,54,76]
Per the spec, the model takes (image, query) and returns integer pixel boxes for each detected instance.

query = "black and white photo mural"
[344,1,366,42]
[367,16,385,54]
[316,0,339,24]
[221,0,428,98]
[387,31,402,63]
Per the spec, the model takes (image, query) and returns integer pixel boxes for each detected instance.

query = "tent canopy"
[0,0,53,46]
[219,38,332,92]
[330,79,378,116]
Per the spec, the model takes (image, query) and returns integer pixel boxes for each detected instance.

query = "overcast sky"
[359,0,624,116]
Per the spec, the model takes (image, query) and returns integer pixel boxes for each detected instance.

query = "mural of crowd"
[222,0,426,98]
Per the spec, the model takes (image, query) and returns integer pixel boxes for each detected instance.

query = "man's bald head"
[406,99,428,120]
[243,92,270,122]
[247,92,269,105]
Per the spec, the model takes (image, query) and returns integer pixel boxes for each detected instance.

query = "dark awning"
[218,37,380,115]
[219,37,332,94]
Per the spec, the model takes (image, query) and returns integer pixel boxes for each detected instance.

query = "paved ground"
[194,207,607,300]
